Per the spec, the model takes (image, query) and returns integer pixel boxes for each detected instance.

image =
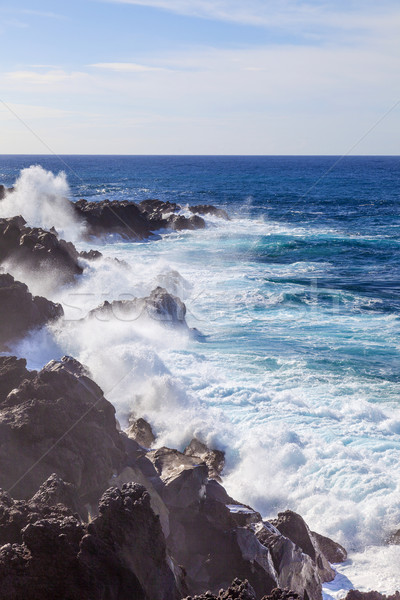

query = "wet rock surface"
[72,197,227,240]
[74,199,153,240]
[188,205,230,220]
[0,273,63,349]
[184,438,225,481]
[128,417,156,448]
[0,216,83,283]
[89,286,188,329]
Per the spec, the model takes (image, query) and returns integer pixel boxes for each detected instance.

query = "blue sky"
[1,0,399,154]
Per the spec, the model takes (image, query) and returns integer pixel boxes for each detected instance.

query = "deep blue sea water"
[1,155,400,593]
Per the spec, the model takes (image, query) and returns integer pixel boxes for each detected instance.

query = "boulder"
[0,216,83,283]
[269,511,335,583]
[184,438,225,481]
[255,521,323,600]
[0,356,125,506]
[189,205,230,220]
[128,417,156,448]
[0,273,63,349]
[89,287,188,329]
[310,530,347,563]
[79,249,103,260]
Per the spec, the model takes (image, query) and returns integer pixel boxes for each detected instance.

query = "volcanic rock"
[0,273,63,349]
[269,511,335,582]
[189,205,230,220]
[0,216,82,283]
[311,530,347,563]
[182,578,256,599]
[73,198,153,240]
[0,356,125,505]
[89,286,188,328]
[184,438,225,481]
[128,417,156,448]
[79,249,103,260]
[0,480,184,600]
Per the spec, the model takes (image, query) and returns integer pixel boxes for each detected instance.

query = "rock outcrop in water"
[88,286,188,329]
[0,273,63,349]
[0,216,82,283]
[188,205,230,220]
[72,198,229,240]
[0,479,184,600]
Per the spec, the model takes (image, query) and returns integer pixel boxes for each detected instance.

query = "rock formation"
[0,216,82,283]
[0,355,125,507]
[0,479,184,600]
[72,197,228,240]
[0,353,345,600]
[88,286,188,329]
[0,273,63,349]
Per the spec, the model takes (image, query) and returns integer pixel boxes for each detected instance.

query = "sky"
[0,0,399,155]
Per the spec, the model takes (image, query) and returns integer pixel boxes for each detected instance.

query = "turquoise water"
[1,156,400,592]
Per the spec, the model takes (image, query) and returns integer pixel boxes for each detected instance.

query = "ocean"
[1,155,399,595]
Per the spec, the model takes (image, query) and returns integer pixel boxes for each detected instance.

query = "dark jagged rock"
[128,417,156,448]
[89,286,188,328]
[138,199,180,224]
[255,521,323,600]
[0,185,13,200]
[184,438,225,481]
[311,530,347,563]
[72,198,214,240]
[345,591,400,600]
[0,356,35,401]
[0,216,83,283]
[146,446,277,598]
[182,578,256,599]
[85,483,184,600]
[189,205,230,220]
[261,589,303,600]
[269,511,334,582]
[0,273,63,349]
[74,198,153,240]
[30,473,81,514]
[79,249,103,260]
[0,477,76,547]
[0,356,125,505]
[0,480,184,600]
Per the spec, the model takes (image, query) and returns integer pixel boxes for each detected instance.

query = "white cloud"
[104,0,400,34]
[5,69,91,85]
[0,102,75,120]
[90,62,168,72]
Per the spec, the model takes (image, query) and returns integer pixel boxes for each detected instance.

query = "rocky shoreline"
[0,190,396,599]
